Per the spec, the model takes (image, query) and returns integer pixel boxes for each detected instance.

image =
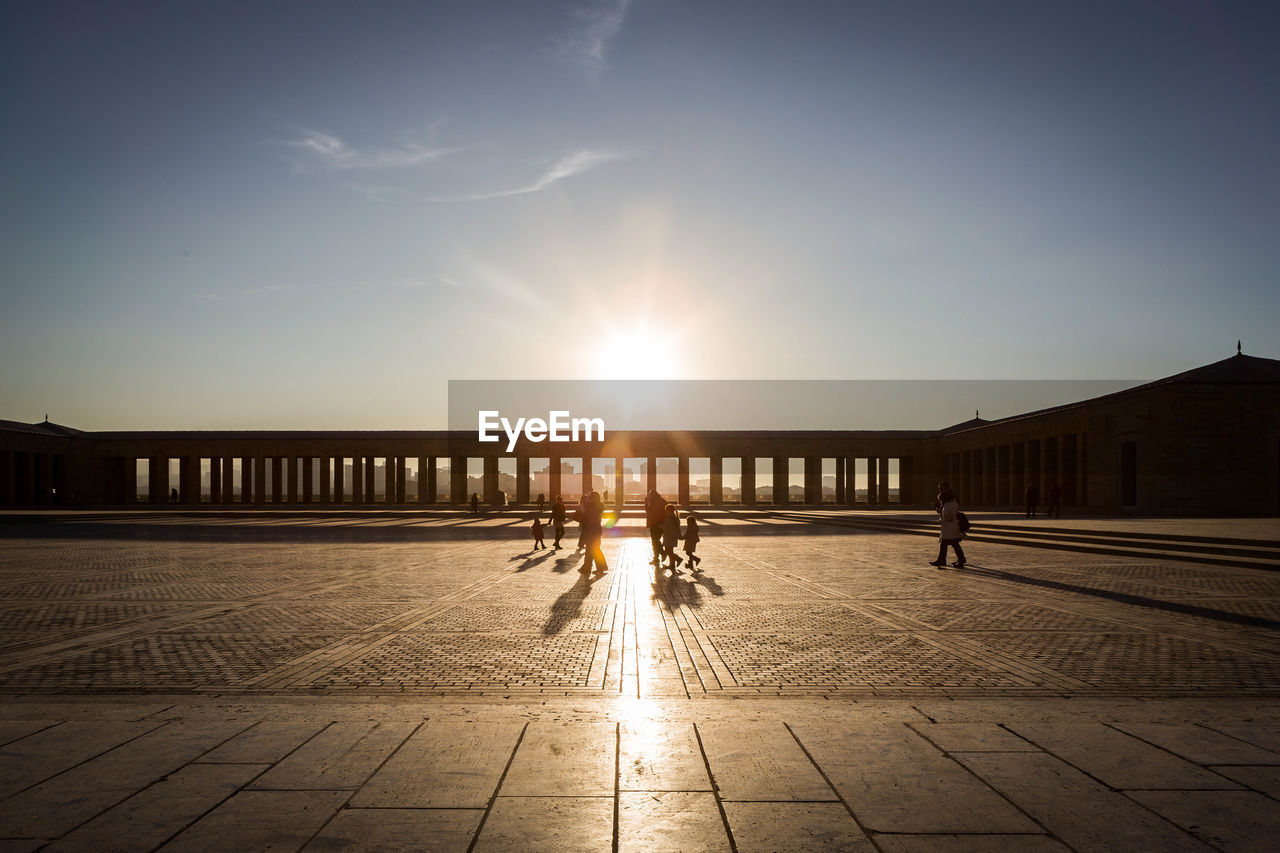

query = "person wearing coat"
[549,496,567,549]
[645,489,667,566]
[578,491,608,574]
[930,483,966,569]
[662,504,683,570]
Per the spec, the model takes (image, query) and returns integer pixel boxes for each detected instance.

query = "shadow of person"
[651,569,704,613]
[542,570,598,634]
[551,553,581,574]
[513,550,555,572]
[691,570,725,597]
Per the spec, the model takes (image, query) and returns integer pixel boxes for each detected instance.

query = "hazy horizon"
[3,1,1278,430]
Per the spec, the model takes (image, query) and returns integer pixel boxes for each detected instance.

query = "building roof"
[1141,352,1280,386]
[0,419,85,438]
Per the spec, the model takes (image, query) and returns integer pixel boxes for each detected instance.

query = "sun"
[595,328,682,379]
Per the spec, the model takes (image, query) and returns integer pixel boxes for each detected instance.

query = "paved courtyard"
[1,511,1278,851]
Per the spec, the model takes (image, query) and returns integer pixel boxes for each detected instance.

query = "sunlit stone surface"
[0,510,1277,850]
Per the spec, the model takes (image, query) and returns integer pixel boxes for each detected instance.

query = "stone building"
[3,353,1277,516]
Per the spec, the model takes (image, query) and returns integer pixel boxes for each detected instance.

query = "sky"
[1,0,1277,429]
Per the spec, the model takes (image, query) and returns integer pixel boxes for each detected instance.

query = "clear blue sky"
[2,0,1277,429]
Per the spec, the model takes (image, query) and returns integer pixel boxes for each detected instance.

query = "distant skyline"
[2,1,1278,429]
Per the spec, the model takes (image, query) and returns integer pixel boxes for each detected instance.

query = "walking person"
[470,492,480,515]
[1047,482,1062,518]
[579,491,608,574]
[683,513,702,569]
[662,504,683,570]
[930,483,966,569]
[550,495,566,549]
[645,488,666,566]
[531,517,545,550]
[575,493,590,552]
[1024,482,1039,518]
[537,493,546,513]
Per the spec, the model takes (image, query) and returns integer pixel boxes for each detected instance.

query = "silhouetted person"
[1025,482,1039,518]
[645,488,666,566]
[169,488,178,504]
[662,503,683,570]
[1047,482,1062,518]
[683,514,702,569]
[469,492,479,515]
[550,495,567,548]
[579,491,608,574]
[575,493,590,551]
[531,517,545,550]
[537,493,546,513]
[930,483,966,569]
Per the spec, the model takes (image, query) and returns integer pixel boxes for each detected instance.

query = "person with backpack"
[930,482,967,569]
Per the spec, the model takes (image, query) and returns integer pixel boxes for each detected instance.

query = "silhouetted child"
[683,515,701,569]
[531,517,545,550]
[662,504,683,570]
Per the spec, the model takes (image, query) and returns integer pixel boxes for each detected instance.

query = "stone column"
[878,456,890,504]
[364,456,375,503]
[423,458,436,505]
[710,457,723,505]
[614,458,624,509]
[351,457,363,503]
[250,457,262,504]
[208,457,220,504]
[646,457,657,495]
[219,456,232,504]
[742,456,756,506]
[834,457,845,504]
[450,456,467,505]
[845,457,857,505]
[804,456,821,505]
[484,456,500,505]
[1012,443,1024,506]
[678,456,690,505]
[422,455,437,502]
[1078,434,1088,508]
[285,456,297,504]
[334,458,346,504]
[148,457,163,504]
[300,457,312,504]
[1,450,12,506]
[865,457,877,507]
[319,457,331,504]
[772,457,787,505]
[516,456,530,505]
[548,456,562,502]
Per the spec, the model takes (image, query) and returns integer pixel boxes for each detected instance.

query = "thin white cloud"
[436,149,630,201]
[555,0,631,70]
[283,127,463,171]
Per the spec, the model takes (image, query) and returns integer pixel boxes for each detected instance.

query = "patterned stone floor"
[0,516,1276,698]
[0,513,1277,851]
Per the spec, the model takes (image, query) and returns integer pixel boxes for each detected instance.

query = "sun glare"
[596,330,682,379]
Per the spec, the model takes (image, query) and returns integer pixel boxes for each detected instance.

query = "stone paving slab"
[0,516,1278,850]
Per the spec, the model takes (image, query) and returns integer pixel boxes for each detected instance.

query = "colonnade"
[942,433,1086,508]
[120,452,915,508]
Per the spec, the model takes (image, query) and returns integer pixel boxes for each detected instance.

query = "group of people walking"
[645,488,701,571]
[526,488,702,575]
